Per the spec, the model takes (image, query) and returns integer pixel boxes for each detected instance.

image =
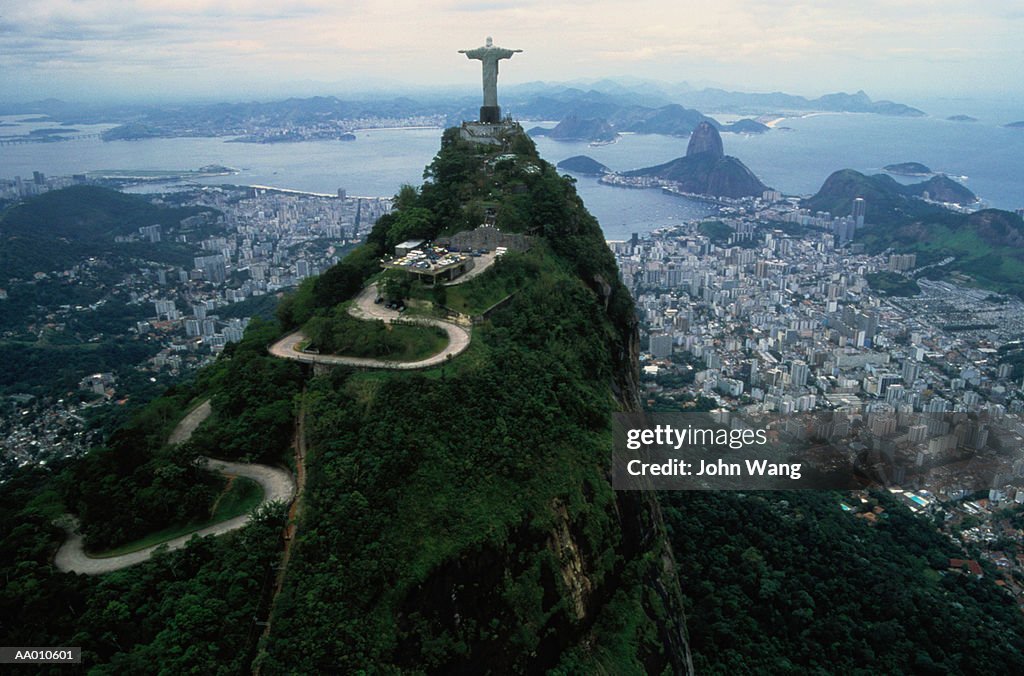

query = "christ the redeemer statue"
[459,36,522,123]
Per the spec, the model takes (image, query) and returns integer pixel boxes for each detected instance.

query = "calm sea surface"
[2,109,1022,241]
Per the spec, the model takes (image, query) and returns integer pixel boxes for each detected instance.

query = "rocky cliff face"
[609,311,695,676]
[686,120,724,158]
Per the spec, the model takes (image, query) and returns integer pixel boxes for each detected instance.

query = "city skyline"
[2,0,1023,104]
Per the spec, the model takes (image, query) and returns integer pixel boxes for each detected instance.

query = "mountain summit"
[686,120,724,158]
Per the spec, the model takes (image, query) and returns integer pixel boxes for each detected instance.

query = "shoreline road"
[268,283,471,370]
[53,402,297,576]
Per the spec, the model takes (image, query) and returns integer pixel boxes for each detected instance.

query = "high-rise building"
[852,197,866,228]
[649,333,673,359]
[194,255,227,284]
[153,299,176,320]
[139,224,161,243]
[790,360,809,388]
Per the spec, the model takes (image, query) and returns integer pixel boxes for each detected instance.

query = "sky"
[1,0,1022,105]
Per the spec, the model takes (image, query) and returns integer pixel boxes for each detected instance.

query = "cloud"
[0,0,1021,101]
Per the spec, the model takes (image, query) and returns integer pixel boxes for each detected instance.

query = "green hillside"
[0,185,216,282]
[260,126,685,673]
[805,170,1024,296]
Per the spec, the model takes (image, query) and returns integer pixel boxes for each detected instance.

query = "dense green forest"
[0,461,287,674]
[0,318,298,672]
[256,128,679,672]
[62,318,302,550]
[663,490,1024,673]
[304,305,448,360]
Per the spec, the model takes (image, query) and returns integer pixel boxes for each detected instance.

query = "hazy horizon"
[3,1,1022,108]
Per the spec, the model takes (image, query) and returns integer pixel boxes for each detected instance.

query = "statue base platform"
[479,106,501,123]
[460,119,521,146]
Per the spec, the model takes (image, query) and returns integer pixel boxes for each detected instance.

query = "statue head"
[486,36,493,47]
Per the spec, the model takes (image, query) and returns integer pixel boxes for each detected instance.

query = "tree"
[380,271,410,302]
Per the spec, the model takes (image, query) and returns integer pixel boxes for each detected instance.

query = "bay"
[3,108,1023,243]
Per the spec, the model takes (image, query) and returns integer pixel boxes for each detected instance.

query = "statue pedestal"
[479,106,501,123]
[460,120,522,146]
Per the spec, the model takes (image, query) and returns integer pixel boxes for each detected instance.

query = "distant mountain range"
[496,81,927,118]
[1,82,926,142]
[527,104,771,143]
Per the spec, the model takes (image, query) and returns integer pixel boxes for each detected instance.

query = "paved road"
[54,404,296,576]
[167,400,211,445]
[444,251,496,286]
[268,283,470,370]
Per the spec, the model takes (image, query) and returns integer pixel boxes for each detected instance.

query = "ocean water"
[3,108,1022,241]
[531,112,1024,212]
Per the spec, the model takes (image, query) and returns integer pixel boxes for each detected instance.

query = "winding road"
[54,402,296,576]
[268,282,471,370]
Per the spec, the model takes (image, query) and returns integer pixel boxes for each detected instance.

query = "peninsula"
[601,121,768,199]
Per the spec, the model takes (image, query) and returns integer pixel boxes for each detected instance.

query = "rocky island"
[556,155,611,175]
[722,118,770,134]
[883,162,933,176]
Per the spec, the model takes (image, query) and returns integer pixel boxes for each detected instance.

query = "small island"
[947,115,977,122]
[723,118,770,134]
[1005,121,1024,129]
[883,162,933,176]
[85,165,239,182]
[556,155,611,176]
